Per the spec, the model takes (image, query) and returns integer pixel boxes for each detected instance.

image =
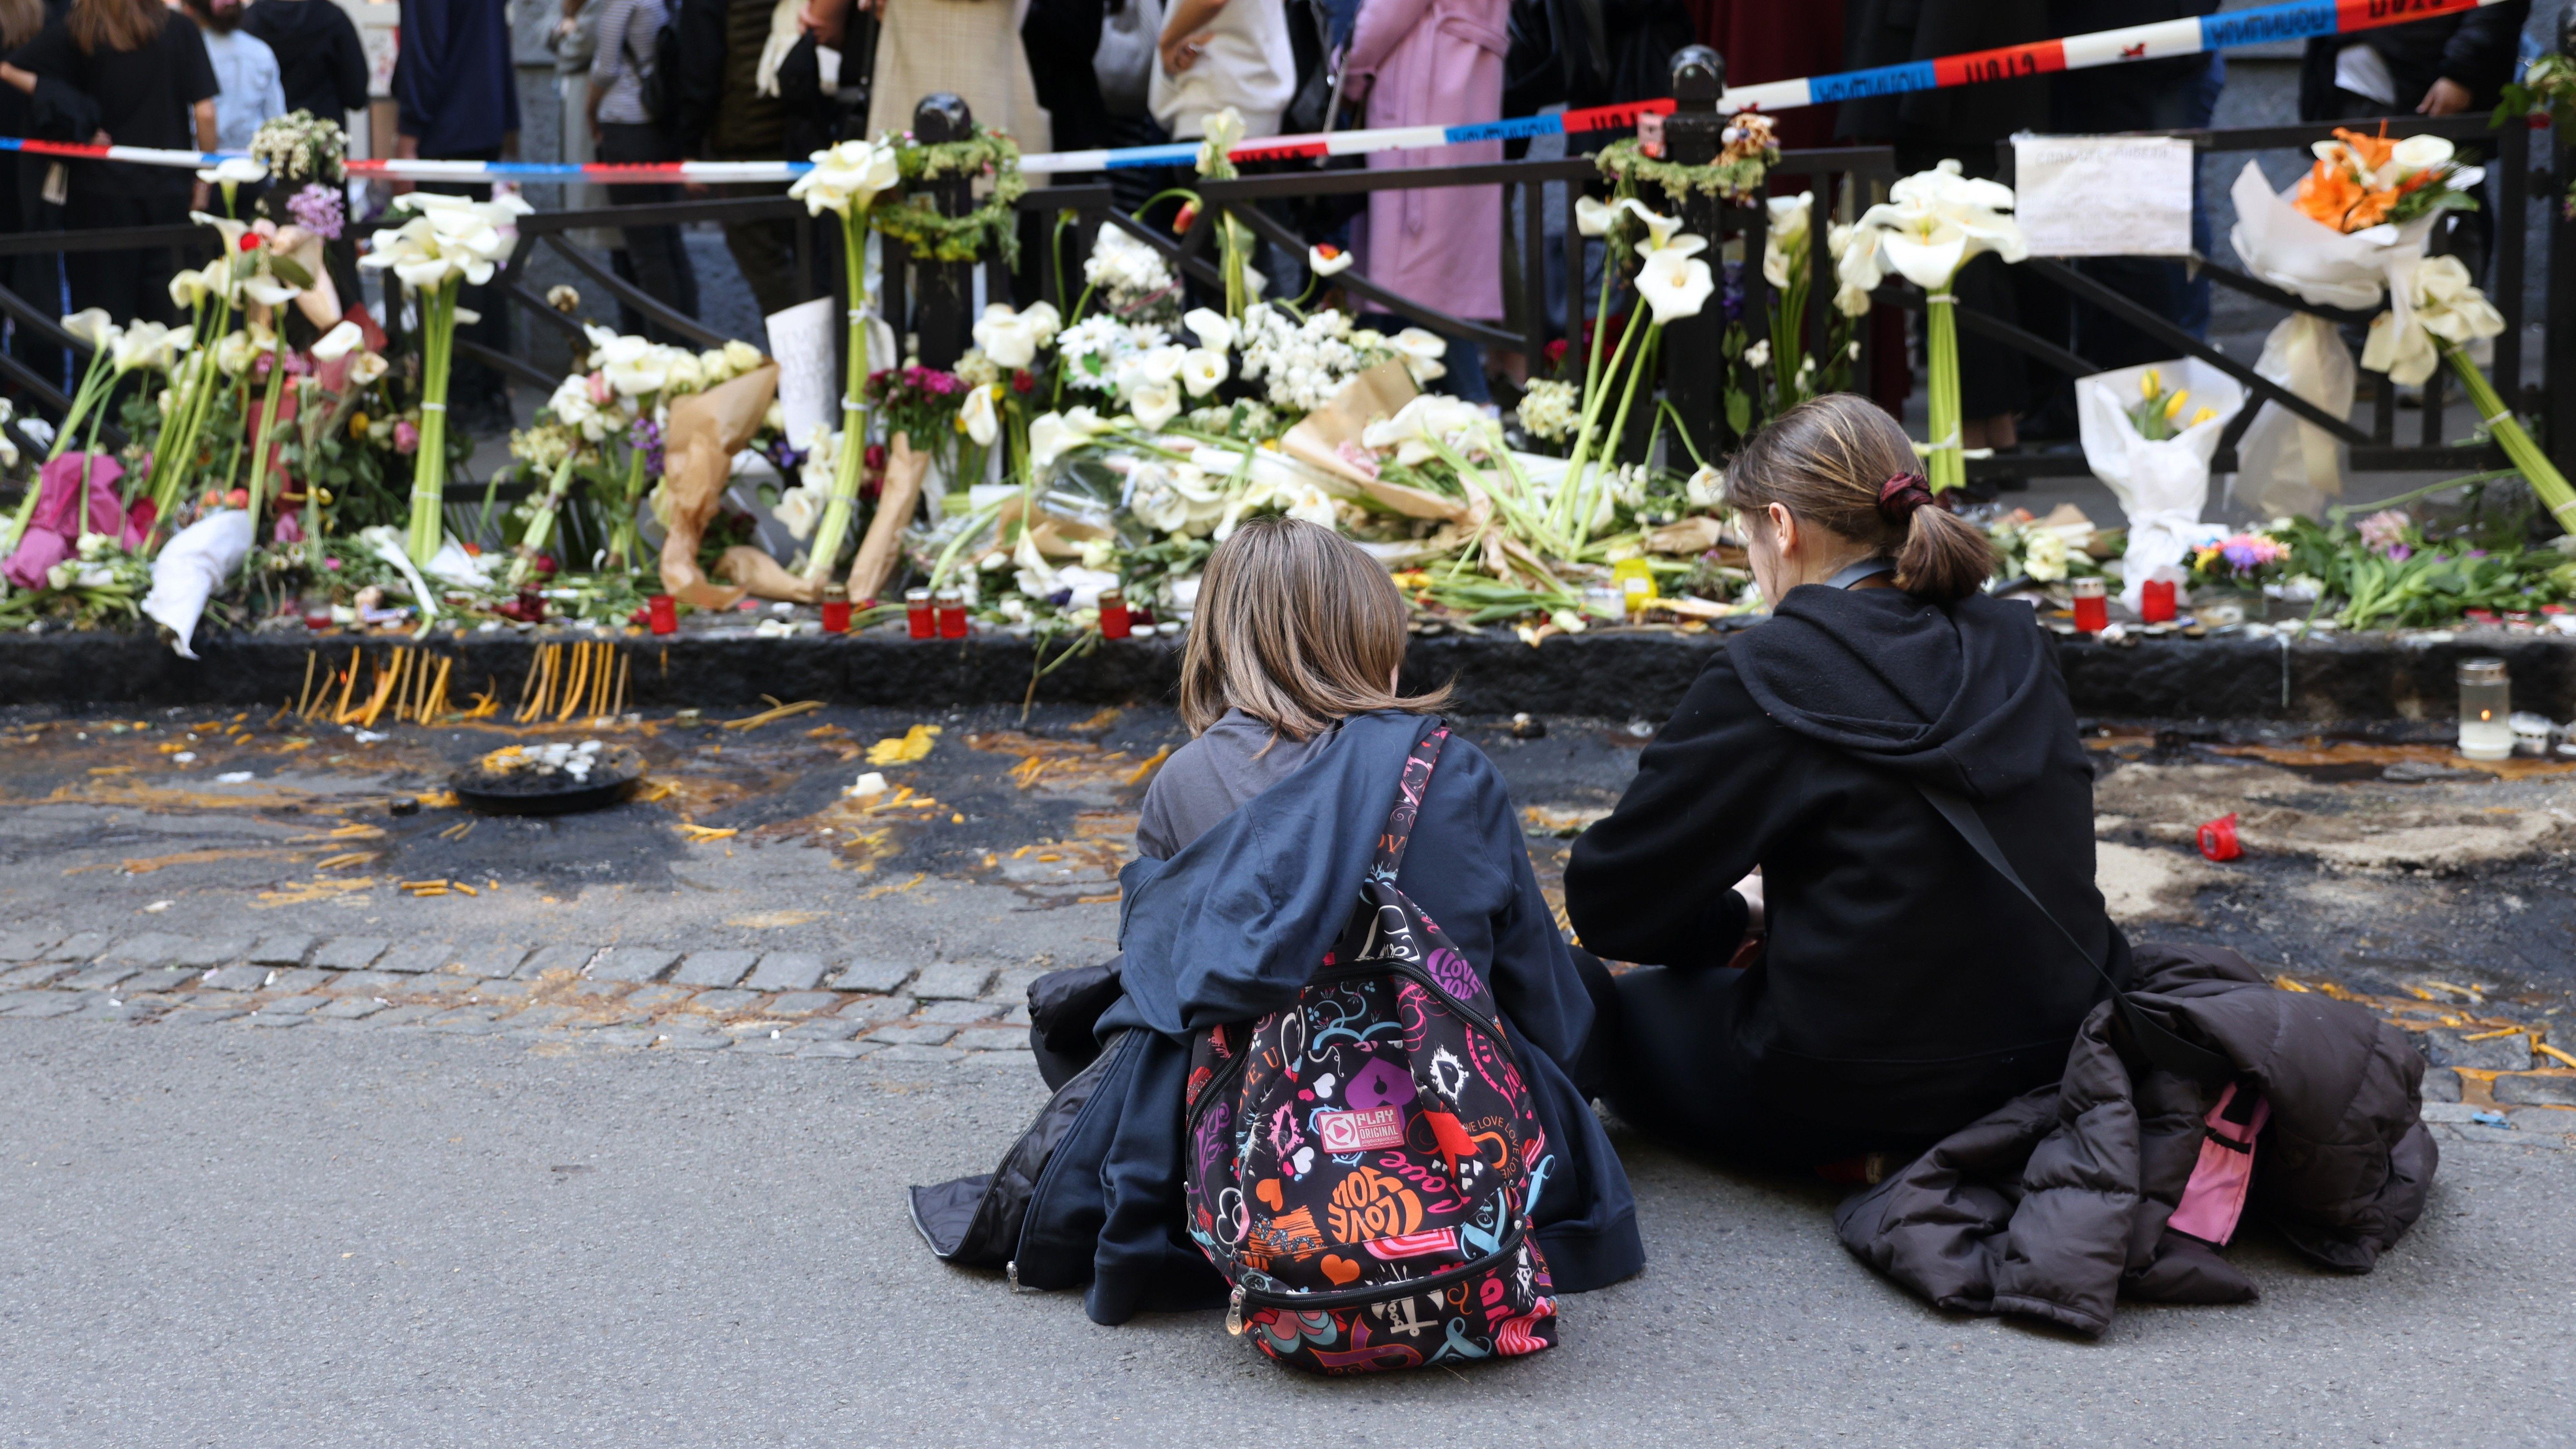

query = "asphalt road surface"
[2,1005,2571,1448]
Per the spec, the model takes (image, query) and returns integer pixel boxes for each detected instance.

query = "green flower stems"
[238,340,289,577]
[1552,301,1649,537]
[1575,323,1664,545]
[46,340,114,464]
[804,207,875,588]
[1924,290,1964,492]
[2443,341,2576,533]
[406,279,459,566]
[607,443,649,570]
[149,291,235,520]
[511,452,583,587]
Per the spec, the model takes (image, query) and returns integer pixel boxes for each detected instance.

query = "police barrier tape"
[0,0,2511,185]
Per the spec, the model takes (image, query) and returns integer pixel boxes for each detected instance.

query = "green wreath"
[1595,136,1776,208]
[869,125,1030,265]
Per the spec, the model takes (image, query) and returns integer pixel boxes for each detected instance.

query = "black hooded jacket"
[1565,585,2118,1142]
[240,0,371,123]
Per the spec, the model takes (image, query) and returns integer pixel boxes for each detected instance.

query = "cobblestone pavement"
[3,703,2575,1442]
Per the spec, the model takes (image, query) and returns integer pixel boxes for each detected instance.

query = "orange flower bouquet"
[2290,129,2482,235]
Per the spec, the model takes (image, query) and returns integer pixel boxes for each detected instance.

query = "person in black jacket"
[1564,394,2118,1170]
[240,0,368,125]
[2300,0,2529,121]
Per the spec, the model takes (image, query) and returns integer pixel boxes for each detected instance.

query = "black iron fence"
[4,45,2572,497]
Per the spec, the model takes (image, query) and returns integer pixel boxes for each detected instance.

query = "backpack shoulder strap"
[1912,779,2235,1085]
[1372,722,1450,882]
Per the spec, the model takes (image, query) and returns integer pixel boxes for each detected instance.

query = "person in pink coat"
[1346,0,1508,388]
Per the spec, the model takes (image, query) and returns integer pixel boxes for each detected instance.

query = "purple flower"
[630,416,665,477]
[286,183,344,241]
[2387,543,2410,561]
[2221,541,2262,569]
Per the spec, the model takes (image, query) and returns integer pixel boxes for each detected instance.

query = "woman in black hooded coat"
[1566,394,2118,1169]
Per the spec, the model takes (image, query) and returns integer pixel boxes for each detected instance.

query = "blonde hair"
[1177,517,1450,740]
[0,0,42,51]
[69,0,165,53]
[1725,393,1997,603]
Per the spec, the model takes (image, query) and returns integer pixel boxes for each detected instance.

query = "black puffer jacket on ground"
[1834,942,2438,1338]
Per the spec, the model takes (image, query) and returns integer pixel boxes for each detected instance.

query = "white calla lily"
[313,320,365,363]
[1637,249,1716,323]
[2362,253,2507,387]
[1127,380,1183,432]
[195,156,267,189]
[1183,306,1235,353]
[108,321,188,374]
[959,384,1000,447]
[1307,244,1353,277]
[788,138,903,217]
[241,276,304,307]
[1762,192,1812,290]
[972,304,1044,370]
[62,308,118,349]
[1575,196,1616,238]
[1179,348,1228,398]
[1028,406,1113,471]
[1852,159,2028,291]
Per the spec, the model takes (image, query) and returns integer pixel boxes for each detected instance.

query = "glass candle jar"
[646,594,677,635]
[1582,583,1625,621]
[2457,658,2512,760]
[2139,579,2177,624]
[821,600,852,634]
[935,588,969,639]
[1098,587,1130,640]
[301,591,334,631]
[2070,577,2108,634]
[905,587,934,640]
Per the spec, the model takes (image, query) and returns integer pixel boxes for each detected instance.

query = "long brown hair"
[1177,516,1450,740]
[1724,393,1997,603]
[0,0,42,51]
[69,0,166,53]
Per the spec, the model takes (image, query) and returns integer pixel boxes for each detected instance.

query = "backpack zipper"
[1226,1218,1530,1334]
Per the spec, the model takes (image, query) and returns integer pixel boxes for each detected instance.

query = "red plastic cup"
[821,600,852,634]
[2070,577,2108,634]
[2197,813,2241,862]
[1098,587,1130,640]
[936,589,969,639]
[2140,579,2177,623]
[905,588,934,640]
[646,594,677,634]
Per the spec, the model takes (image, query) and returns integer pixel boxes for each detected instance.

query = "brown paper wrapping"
[656,362,784,607]
[1277,361,1469,522]
[845,431,930,604]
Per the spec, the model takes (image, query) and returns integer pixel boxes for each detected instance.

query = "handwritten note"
[764,297,838,451]
[2012,135,2195,258]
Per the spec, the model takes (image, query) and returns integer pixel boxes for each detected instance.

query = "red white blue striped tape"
[0,0,2508,183]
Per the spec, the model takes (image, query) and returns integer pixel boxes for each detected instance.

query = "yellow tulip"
[2189,407,2216,427]
[2164,389,2190,421]
[2140,368,2161,399]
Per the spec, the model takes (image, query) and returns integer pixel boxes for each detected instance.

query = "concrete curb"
[4,625,2573,720]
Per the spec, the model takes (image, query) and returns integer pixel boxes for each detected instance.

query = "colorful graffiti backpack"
[1181,725,1560,1374]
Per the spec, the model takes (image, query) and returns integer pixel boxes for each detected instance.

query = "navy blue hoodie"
[1030,711,1643,1325]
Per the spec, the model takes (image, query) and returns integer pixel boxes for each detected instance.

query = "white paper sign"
[764,297,838,451]
[2012,135,2196,258]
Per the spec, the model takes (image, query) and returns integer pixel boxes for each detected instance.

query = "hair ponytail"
[1723,393,1997,604]
[1895,504,1998,604]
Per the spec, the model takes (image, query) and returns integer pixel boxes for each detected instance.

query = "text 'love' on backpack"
[1182,726,1560,1373]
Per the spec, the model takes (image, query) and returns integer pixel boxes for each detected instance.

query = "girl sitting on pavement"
[1565,392,2119,1173]
[913,516,1642,1323]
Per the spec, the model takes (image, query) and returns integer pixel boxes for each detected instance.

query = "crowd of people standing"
[0,0,2544,430]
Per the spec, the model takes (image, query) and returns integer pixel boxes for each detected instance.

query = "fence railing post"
[911,93,977,369]
[2549,13,2576,483]
[1660,45,1726,468]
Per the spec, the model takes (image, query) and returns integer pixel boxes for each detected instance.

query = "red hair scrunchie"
[1878,472,1940,520]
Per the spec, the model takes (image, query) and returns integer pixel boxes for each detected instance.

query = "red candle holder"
[821,600,852,634]
[935,588,969,639]
[646,594,677,635]
[2197,813,2242,862]
[1098,587,1130,640]
[2140,579,2176,624]
[904,588,934,640]
[2070,577,2108,634]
